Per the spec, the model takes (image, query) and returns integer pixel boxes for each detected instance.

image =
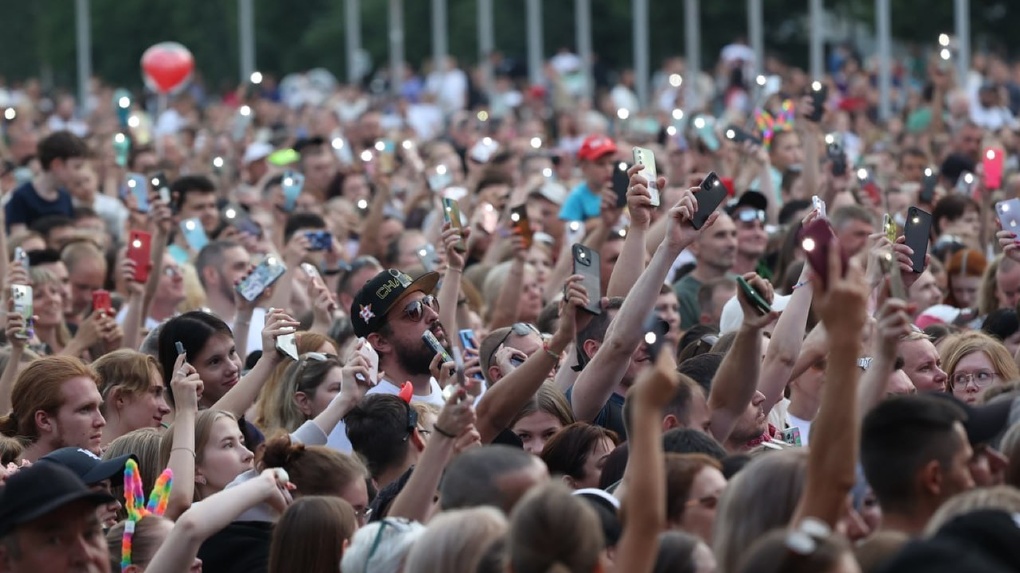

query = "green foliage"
[0,0,1014,92]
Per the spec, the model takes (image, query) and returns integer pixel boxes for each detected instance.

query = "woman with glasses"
[664,453,728,543]
[940,331,1019,404]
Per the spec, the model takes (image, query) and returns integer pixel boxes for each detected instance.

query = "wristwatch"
[857,357,873,371]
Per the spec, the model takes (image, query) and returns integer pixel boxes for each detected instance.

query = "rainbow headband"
[754,99,795,149]
[122,459,173,572]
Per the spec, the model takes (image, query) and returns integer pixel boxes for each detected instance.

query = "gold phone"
[442,198,467,252]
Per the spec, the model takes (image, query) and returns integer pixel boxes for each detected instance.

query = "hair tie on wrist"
[432,424,457,439]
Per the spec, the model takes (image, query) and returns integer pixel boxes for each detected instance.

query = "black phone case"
[808,85,828,122]
[692,172,727,230]
[572,244,602,315]
[642,313,670,360]
[903,207,932,273]
[612,164,630,208]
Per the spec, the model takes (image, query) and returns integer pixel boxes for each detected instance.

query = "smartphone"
[692,172,728,230]
[723,125,762,146]
[736,276,772,315]
[427,166,453,193]
[13,247,28,275]
[376,140,397,175]
[799,219,848,289]
[149,171,171,209]
[812,195,827,219]
[175,341,186,355]
[10,285,32,340]
[509,206,533,249]
[983,147,1005,190]
[883,213,897,243]
[612,161,630,209]
[442,198,467,252]
[632,147,660,207]
[179,218,209,252]
[807,81,827,122]
[276,332,299,360]
[469,137,499,164]
[920,167,938,204]
[305,231,333,252]
[457,329,485,381]
[903,206,932,273]
[996,199,1020,234]
[301,262,321,281]
[572,244,602,315]
[236,256,287,302]
[416,243,439,272]
[127,231,153,283]
[826,140,847,176]
[779,426,803,447]
[356,339,379,384]
[880,252,908,300]
[222,204,262,238]
[956,172,976,196]
[565,220,585,246]
[281,171,304,212]
[91,289,112,314]
[478,202,499,234]
[126,173,150,213]
[422,330,453,364]
[642,313,670,360]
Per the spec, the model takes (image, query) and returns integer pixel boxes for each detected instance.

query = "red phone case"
[127,231,153,283]
[799,219,848,288]
[983,147,1005,190]
[92,290,112,313]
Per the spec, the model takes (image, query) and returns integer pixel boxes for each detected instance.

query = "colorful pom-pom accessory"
[754,99,796,150]
[122,459,173,572]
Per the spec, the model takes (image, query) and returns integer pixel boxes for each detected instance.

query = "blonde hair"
[160,409,238,501]
[0,356,96,442]
[93,350,161,415]
[508,482,603,573]
[978,256,1002,316]
[106,428,163,502]
[254,332,339,433]
[29,267,71,347]
[482,261,536,323]
[256,354,342,435]
[178,263,206,313]
[405,507,508,573]
[925,486,1020,534]
[940,331,1020,394]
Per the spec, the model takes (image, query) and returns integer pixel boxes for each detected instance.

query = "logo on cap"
[359,304,375,323]
[78,448,101,461]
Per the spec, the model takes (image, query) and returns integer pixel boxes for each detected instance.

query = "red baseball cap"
[577,135,618,162]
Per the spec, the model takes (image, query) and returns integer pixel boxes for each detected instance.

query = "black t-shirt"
[197,521,272,573]
[4,181,73,232]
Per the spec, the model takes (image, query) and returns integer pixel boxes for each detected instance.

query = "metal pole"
[684,0,700,104]
[576,0,592,99]
[238,0,255,84]
[432,0,448,73]
[876,0,891,121]
[748,0,764,75]
[526,0,544,86]
[809,0,824,80]
[75,0,91,116]
[478,0,494,92]
[633,0,649,109]
[954,0,970,83]
[345,0,362,84]
[389,0,404,96]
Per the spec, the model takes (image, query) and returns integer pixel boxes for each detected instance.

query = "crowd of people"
[2,33,1020,573]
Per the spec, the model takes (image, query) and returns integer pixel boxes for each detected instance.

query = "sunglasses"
[487,322,541,368]
[736,209,766,224]
[400,294,439,323]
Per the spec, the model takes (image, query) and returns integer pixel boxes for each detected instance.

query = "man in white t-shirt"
[328,268,448,450]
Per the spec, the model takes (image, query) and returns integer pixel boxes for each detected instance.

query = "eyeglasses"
[684,494,720,510]
[735,209,766,224]
[417,427,432,438]
[163,265,181,277]
[488,322,541,368]
[354,506,373,523]
[951,370,997,389]
[398,294,439,323]
[404,402,419,441]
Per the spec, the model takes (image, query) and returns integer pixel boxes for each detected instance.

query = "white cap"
[719,292,792,335]
[242,141,274,164]
[531,181,567,206]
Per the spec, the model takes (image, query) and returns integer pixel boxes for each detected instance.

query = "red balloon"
[141,42,194,94]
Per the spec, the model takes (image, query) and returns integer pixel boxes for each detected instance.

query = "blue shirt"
[559,181,602,222]
[4,181,74,233]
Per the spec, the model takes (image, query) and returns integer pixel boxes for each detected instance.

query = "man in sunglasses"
[726,191,771,278]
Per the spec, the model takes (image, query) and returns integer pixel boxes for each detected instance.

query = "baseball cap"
[725,190,768,216]
[929,393,1014,446]
[0,462,114,536]
[37,447,135,486]
[577,135,618,162]
[719,293,792,335]
[242,141,274,165]
[530,181,567,206]
[350,269,440,338]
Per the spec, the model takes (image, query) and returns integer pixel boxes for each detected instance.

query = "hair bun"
[260,435,305,470]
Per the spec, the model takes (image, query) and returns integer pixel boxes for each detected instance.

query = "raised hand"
[170,350,204,412]
[736,273,780,330]
[260,308,301,359]
[872,298,913,360]
[665,187,715,253]
[440,222,468,271]
[626,164,661,229]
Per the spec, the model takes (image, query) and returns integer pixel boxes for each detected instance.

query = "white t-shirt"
[326,376,445,452]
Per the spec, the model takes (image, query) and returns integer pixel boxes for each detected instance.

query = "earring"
[195,475,207,485]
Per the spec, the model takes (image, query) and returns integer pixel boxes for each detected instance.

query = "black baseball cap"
[725,190,768,216]
[0,462,114,536]
[350,269,440,337]
[929,393,1014,446]
[37,447,136,486]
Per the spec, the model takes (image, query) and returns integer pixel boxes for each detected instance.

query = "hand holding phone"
[736,276,773,315]
[903,207,932,273]
[442,198,467,252]
[806,81,827,122]
[281,171,304,212]
[612,162,630,209]
[799,219,848,289]
[632,147,660,207]
[92,290,112,314]
[509,206,533,249]
[355,338,380,385]
[127,231,153,283]
[692,172,728,230]
[996,199,1020,234]
[236,256,287,302]
[641,313,670,360]
[11,285,33,340]
[572,244,602,315]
